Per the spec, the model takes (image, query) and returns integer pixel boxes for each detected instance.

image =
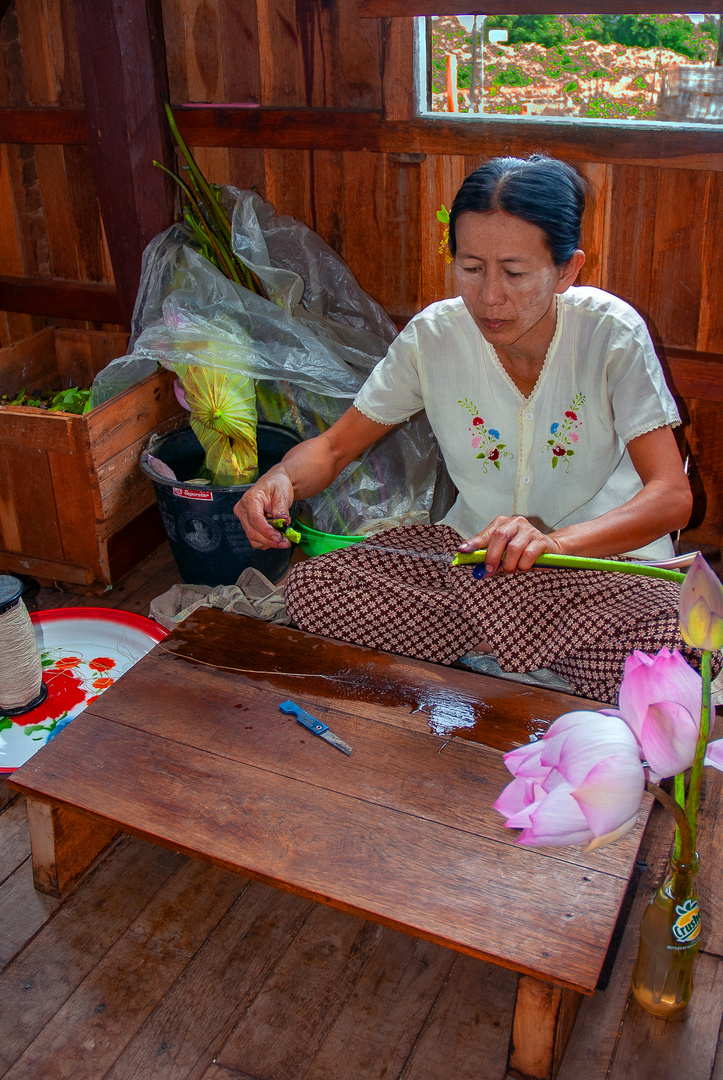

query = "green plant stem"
[685,649,712,850]
[164,104,234,248]
[452,549,685,583]
[646,780,693,865]
[673,771,687,860]
[154,158,245,286]
[159,108,265,297]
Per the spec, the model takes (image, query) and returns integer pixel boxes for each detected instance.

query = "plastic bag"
[92,189,453,535]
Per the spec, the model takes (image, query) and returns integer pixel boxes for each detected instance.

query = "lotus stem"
[685,649,712,850]
[647,781,693,866]
[452,549,685,583]
[673,771,687,860]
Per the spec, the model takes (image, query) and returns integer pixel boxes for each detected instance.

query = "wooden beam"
[379,117,723,172]
[173,107,382,151]
[0,276,123,322]
[360,0,723,14]
[172,107,723,172]
[72,0,177,328]
[0,107,87,144]
[2,105,722,172]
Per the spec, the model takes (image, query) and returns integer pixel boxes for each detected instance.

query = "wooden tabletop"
[11,608,649,995]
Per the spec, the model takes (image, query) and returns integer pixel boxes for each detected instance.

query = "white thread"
[0,599,43,711]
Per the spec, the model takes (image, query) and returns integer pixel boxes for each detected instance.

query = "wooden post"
[446,53,458,113]
[507,975,583,1080]
[25,797,120,898]
[72,0,177,328]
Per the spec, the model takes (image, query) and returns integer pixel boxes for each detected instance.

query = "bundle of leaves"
[154,104,268,486]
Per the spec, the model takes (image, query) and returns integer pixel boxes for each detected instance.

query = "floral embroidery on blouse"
[458,398,513,473]
[541,393,585,473]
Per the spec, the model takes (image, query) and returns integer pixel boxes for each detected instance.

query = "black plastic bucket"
[140,423,300,586]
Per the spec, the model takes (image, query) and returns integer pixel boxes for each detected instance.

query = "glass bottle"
[631,853,701,1019]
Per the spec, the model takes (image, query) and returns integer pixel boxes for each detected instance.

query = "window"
[423,13,723,124]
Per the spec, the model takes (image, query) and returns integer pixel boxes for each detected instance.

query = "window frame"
[418,13,723,133]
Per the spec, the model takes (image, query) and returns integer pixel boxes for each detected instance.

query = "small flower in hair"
[437,205,453,264]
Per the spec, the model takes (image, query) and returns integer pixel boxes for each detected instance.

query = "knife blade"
[279,699,353,756]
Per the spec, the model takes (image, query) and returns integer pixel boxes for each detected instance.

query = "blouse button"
[525,412,533,420]
[523,476,531,484]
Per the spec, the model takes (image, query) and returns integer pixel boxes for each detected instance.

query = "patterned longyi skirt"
[284,524,716,704]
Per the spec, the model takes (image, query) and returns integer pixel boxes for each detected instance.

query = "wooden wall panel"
[384,155,422,318]
[381,16,416,120]
[0,138,34,344]
[649,168,710,350]
[0,0,112,341]
[576,161,607,289]
[258,0,307,106]
[263,148,313,224]
[338,2,382,110]
[312,149,345,254]
[697,171,723,355]
[419,153,465,306]
[339,150,387,309]
[35,144,82,280]
[0,142,24,277]
[601,164,657,319]
[678,399,723,549]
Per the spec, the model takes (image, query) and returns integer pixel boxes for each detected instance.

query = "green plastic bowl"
[295,521,364,558]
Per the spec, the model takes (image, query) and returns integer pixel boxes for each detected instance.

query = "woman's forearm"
[267,438,348,502]
[552,426,692,557]
[550,477,693,558]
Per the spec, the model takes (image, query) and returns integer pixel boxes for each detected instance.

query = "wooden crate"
[0,327,185,588]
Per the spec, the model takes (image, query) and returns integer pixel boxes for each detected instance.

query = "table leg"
[507,974,583,1080]
[25,797,120,898]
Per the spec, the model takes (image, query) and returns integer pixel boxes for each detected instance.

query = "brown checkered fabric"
[284,524,718,704]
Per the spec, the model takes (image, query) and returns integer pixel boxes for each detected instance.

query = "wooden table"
[10,609,650,1080]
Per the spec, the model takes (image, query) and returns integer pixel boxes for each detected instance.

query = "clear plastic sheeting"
[91,189,453,536]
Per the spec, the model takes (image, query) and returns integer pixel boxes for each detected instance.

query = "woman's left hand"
[457,516,562,574]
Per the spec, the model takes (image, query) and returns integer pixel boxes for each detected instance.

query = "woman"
[235,154,700,703]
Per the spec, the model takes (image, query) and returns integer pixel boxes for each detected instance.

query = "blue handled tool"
[279,700,353,756]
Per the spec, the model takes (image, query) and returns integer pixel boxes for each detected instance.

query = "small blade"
[320,730,353,756]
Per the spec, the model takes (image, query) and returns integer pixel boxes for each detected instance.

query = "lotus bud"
[679,553,723,652]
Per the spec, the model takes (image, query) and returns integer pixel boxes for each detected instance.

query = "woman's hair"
[448,154,587,267]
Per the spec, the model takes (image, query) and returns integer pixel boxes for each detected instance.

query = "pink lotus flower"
[679,552,723,652]
[611,647,702,781]
[494,711,645,851]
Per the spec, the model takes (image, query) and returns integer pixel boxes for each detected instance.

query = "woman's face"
[453,210,583,353]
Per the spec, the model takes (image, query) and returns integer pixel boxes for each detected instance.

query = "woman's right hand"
[234,466,296,549]
[234,407,394,550]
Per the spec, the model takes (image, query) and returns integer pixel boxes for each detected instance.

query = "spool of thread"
[0,575,47,716]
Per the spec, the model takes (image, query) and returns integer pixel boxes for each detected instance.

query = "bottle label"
[671,898,700,944]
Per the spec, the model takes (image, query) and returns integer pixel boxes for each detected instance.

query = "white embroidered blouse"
[353,286,681,560]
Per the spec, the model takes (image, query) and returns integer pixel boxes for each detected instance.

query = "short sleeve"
[354,322,426,425]
[605,320,680,445]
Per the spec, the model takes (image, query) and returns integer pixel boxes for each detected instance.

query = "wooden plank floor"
[2,544,723,1080]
